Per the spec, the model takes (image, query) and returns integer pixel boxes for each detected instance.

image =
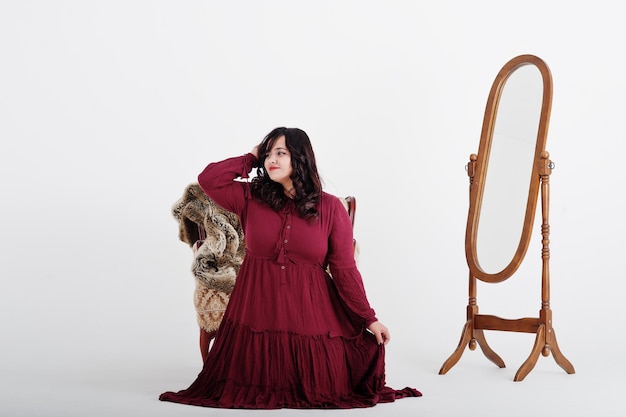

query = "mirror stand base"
[439,311,576,381]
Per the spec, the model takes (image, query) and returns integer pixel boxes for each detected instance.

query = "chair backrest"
[344,196,356,227]
[342,196,358,255]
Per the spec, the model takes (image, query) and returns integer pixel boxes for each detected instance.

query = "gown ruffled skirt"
[159,252,421,409]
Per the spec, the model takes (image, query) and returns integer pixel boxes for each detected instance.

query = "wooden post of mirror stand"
[439,153,575,381]
[439,154,506,377]
[514,151,575,381]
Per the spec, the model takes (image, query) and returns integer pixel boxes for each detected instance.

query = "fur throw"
[172,183,245,332]
[172,183,245,293]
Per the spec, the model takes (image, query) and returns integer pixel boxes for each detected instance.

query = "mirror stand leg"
[439,320,472,375]
[474,329,505,368]
[547,328,576,374]
[514,324,545,381]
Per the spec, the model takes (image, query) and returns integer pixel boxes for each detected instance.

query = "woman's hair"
[250,127,322,219]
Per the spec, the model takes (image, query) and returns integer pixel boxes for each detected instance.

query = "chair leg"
[199,328,217,363]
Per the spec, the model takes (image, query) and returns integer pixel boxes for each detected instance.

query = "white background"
[1,1,624,416]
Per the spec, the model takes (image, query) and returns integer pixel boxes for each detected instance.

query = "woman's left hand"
[367,321,390,345]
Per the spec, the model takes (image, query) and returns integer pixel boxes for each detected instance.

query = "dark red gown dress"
[159,153,421,409]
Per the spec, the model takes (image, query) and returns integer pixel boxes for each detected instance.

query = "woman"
[159,127,421,409]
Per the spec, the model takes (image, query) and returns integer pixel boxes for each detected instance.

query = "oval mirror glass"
[476,64,544,274]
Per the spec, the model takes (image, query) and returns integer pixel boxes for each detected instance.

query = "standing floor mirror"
[439,54,575,381]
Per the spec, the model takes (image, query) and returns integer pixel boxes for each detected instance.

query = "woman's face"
[264,135,294,189]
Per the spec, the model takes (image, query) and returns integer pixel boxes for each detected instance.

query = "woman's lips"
[269,166,279,171]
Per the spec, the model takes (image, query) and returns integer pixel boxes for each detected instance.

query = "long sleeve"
[197,153,257,218]
[326,197,378,327]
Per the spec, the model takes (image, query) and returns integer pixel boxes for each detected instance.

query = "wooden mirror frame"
[467,54,551,283]
[439,54,575,381]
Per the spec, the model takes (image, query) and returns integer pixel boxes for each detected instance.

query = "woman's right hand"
[251,146,259,159]
[367,321,391,346]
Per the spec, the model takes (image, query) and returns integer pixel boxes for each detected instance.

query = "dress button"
[284,239,288,243]
[286,225,291,229]
[281,265,285,270]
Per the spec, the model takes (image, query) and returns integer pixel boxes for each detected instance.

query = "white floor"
[2,294,622,417]
[3,349,620,417]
